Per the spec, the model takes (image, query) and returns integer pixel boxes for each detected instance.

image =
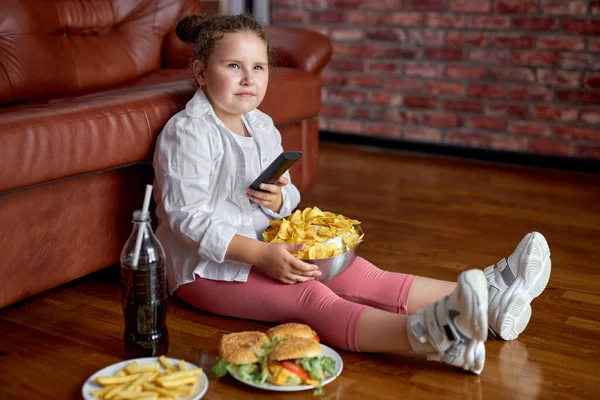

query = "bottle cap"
[133,210,151,222]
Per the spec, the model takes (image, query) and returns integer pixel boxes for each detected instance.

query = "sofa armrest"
[267,26,332,75]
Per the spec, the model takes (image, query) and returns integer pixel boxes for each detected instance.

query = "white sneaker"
[408,269,488,374]
[485,232,551,340]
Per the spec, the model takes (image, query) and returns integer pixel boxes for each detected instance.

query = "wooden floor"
[2,142,600,399]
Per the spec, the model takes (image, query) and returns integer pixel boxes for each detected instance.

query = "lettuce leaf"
[211,359,230,377]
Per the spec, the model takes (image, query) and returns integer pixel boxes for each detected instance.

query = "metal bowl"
[302,225,363,281]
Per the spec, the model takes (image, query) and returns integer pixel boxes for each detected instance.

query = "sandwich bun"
[218,331,269,364]
[266,323,315,340]
[269,336,322,361]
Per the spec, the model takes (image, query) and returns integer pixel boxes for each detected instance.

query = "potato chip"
[262,207,364,260]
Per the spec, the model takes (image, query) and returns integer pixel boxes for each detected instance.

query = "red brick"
[301,0,328,7]
[384,46,419,59]
[370,92,402,105]
[490,135,529,152]
[468,117,506,131]
[403,127,442,142]
[491,34,535,48]
[445,132,488,147]
[332,44,346,55]
[450,0,490,13]
[469,49,511,64]
[386,12,425,25]
[366,0,405,9]
[423,113,463,128]
[404,95,439,109]
[329,90,366,103]
[364,122,401,137]
[537,69,580,87]
[583,73,600,89]
[349,75,382,87]
[486,103,528,118]
[321,104,346,117]
[330,28,365,40]
[509,86,554,102]
[332,0,362,7]
[404,0,446,11]
[424,48,464,61]
[321,73,348,86]
[491,67,535,83]
[532,105,578,122]
[329,59,364,71]
[318,118,328,130]
[590,39,600,53]
[272,0,296,6]
[348,11,384,24]
[538,36,585,51]
[508,121,553,137]
[367,29,407,41]
[347,44,384,57]
[312,11,346,23]
[350,106,373,119]
[384,77,423,91]
[407,29,445,45]
[328,118,363,134]
[562,19,600,35]
[580,109,600,124]
[512,51,557,67]
[594,1,600,15]
[426,13,466,28]
[405,62,444,78]
[557,90,600,105]
[493,0,536,14]
[467,16,511,29]
[383,77,423,91]
[513,17,558,31]
[468,83,506,99]
[541,0,588,15]
[577,145,600,159]
[529,139,574,156]
[446,32,486,46]
[555,125,600,142]
[558,53,600,70]
[271,10,309,23]
[445,65,488,80]
[367,62,397,73]
[445,100,483,113]
[381,109,420,124]
[424,81,464,95]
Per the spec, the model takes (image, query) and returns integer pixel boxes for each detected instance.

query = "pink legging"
[176,257,415,352]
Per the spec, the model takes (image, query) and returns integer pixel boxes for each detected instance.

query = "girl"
[153,14,552,375]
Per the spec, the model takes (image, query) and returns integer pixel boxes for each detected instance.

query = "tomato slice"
[314,334,320,343]
[281,360,310,382]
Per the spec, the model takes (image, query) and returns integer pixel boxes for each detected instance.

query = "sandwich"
[266,322,320,342]
[266,336,336,395]
[211,331,271,385]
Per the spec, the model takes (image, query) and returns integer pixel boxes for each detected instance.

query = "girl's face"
[194,32,269,125]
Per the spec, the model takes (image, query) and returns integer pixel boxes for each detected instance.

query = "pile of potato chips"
[262,207,364,260]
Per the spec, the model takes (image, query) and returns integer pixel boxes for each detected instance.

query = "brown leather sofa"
[0,0,332,308]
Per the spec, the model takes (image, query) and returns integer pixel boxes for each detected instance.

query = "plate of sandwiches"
[211,323,343,396]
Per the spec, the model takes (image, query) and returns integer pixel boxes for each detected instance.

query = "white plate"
[82,357,208,400]
[229,344,343,392]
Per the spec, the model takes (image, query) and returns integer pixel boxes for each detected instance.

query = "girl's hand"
[256,243,321,284]
[246,177,288,213]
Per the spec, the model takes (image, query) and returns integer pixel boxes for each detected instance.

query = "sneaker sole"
[496,232,551,340]
[460,269,489,343]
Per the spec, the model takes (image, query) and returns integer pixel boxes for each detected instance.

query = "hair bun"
[175,14,205,43]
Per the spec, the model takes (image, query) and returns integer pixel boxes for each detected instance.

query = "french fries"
[91,355,202,400]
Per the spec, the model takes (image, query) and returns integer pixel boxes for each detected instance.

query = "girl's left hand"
[246,176,288,213]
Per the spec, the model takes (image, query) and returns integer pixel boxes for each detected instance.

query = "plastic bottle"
[120,209,169,358]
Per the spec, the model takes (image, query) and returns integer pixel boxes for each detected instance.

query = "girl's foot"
[407,269,488,374]
[485,232,551,340]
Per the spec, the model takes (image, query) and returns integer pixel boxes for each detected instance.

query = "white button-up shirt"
[153,90,301,293]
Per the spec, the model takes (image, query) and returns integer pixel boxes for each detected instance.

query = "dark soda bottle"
[120,209,169,358]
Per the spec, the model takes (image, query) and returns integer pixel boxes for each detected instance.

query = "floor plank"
[1,142,599,399]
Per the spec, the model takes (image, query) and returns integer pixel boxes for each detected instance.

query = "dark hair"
[176,14,270,86]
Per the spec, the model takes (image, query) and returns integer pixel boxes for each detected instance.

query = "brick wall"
[271,0,600,160]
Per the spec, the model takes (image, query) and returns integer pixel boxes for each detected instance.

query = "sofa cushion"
[0,67,322,193]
